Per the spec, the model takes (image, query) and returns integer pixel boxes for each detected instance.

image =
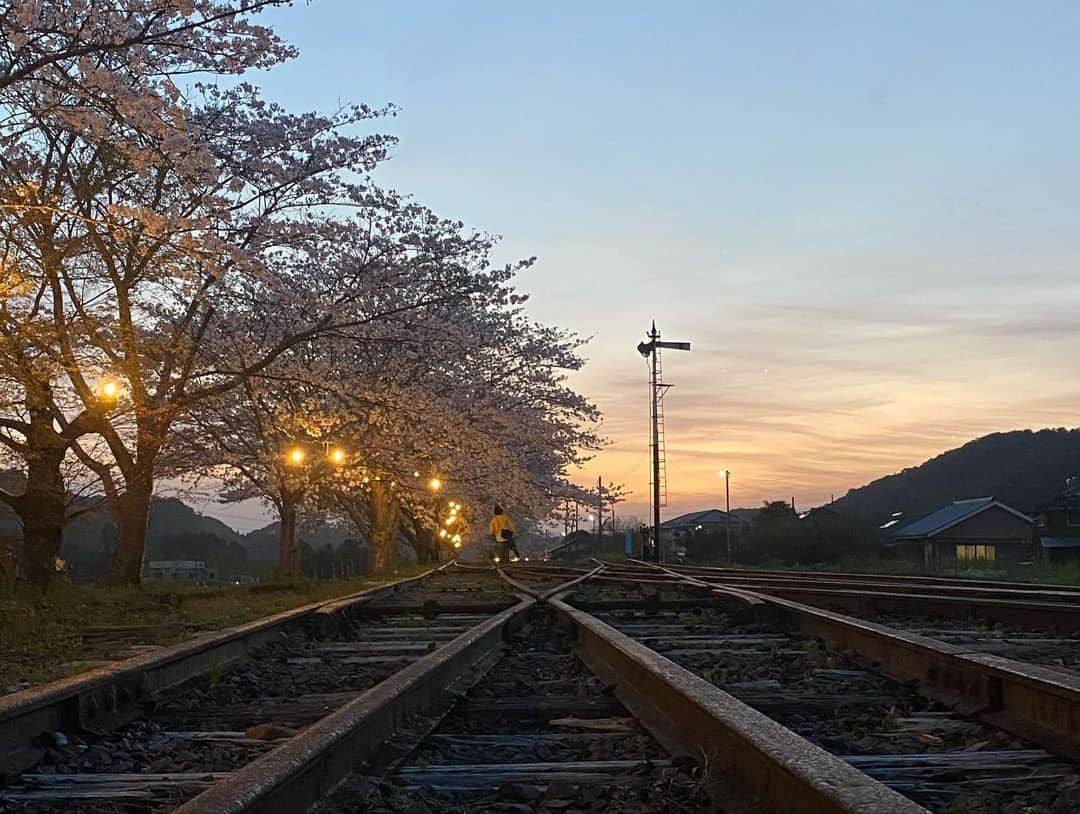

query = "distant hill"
[1,494,261,579]
[150,498,244,546]
[242,521,353,563]
[831,428,1080,522]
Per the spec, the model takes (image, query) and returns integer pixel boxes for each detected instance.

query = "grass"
[0,565,430,690]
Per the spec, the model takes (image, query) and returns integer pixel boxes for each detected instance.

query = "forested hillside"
[831,429,1080,521]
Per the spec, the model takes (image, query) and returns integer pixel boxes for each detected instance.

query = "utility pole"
[597,476,605,545]
[636,322,690,563]
[725,471,732,562]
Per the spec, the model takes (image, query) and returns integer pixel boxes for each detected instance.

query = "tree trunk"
[108,472,153,585]
[279,500,301,577]
[367,481,400,575]
[16,449,67,587]
[11,405,70,588]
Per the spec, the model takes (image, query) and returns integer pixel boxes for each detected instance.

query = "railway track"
[657,562,1080,630]
[673,565,1080,677]
[0,566,516,812]
[311,607,726,813]
[567,574,1075,812]
[8,559,1080,812]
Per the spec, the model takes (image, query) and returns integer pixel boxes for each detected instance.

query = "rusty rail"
[174,596,535,814]
[548,592,926,814]
[0,563,453,770]
[641,560,1080,761]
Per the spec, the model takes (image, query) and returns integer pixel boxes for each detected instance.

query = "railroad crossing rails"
[3,559,1080,812]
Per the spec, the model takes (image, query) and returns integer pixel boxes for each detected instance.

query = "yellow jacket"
[490,513,516,541]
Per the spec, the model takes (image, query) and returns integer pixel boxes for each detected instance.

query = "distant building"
[146,560,217,583]
[660,509,751,542]
[886,497,1034,569]
[547,530,598,561]
[1033,477,1080,560]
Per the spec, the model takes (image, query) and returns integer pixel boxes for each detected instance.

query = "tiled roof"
[889,498,1031,539]
[662,509,736,528]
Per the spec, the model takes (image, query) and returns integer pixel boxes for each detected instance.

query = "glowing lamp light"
[453,540,462,549]
[451,534,462,544]
[493,556,501,564]
[429,477,442,492]
[439,529,448,538]
[329,447,346,465]
[98,378,122,405]
[287,447,305,466]
[414,471,420,478]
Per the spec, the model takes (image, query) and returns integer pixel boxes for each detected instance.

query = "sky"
[195,1,1080,529]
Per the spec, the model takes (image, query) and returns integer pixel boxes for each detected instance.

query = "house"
[660,509,750,542]
[146,560,217,583]
[1033,477,1080,560]
[886,497,1034,569]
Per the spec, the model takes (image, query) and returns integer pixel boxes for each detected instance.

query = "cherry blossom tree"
[186,258,603,574]
[0,0,306,583]
[0,0,604,589]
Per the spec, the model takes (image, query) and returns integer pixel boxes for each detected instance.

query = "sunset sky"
[203,1,1080,529]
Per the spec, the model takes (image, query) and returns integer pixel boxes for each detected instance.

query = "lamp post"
[279,440,348,576]
[718,469,732,562]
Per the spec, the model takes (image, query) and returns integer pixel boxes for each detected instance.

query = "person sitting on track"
[489,504,520,563]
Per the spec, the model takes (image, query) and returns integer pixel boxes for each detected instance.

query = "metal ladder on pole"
[655,347,672,509]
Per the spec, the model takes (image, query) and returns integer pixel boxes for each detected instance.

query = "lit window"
[956,544,995,562]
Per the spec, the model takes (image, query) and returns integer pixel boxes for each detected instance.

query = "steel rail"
[547,591,926,814]
[173,595,536,814]
[495,562,604,601]
[676,569,1080,604]
[172,562,932,813]
[666,562,1080,593]
[0,562,454,771]
[173,567,606,813]
[640,560,1080,761]
[621,559,1080,629]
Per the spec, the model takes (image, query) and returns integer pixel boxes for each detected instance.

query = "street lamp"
[286,446,306,466]
[98,377,122,408]
[328,447,346,465]
[429,477,442,492]
[718,469,732,562]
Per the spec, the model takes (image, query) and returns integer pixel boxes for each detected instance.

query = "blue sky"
[201,1,1080,528]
